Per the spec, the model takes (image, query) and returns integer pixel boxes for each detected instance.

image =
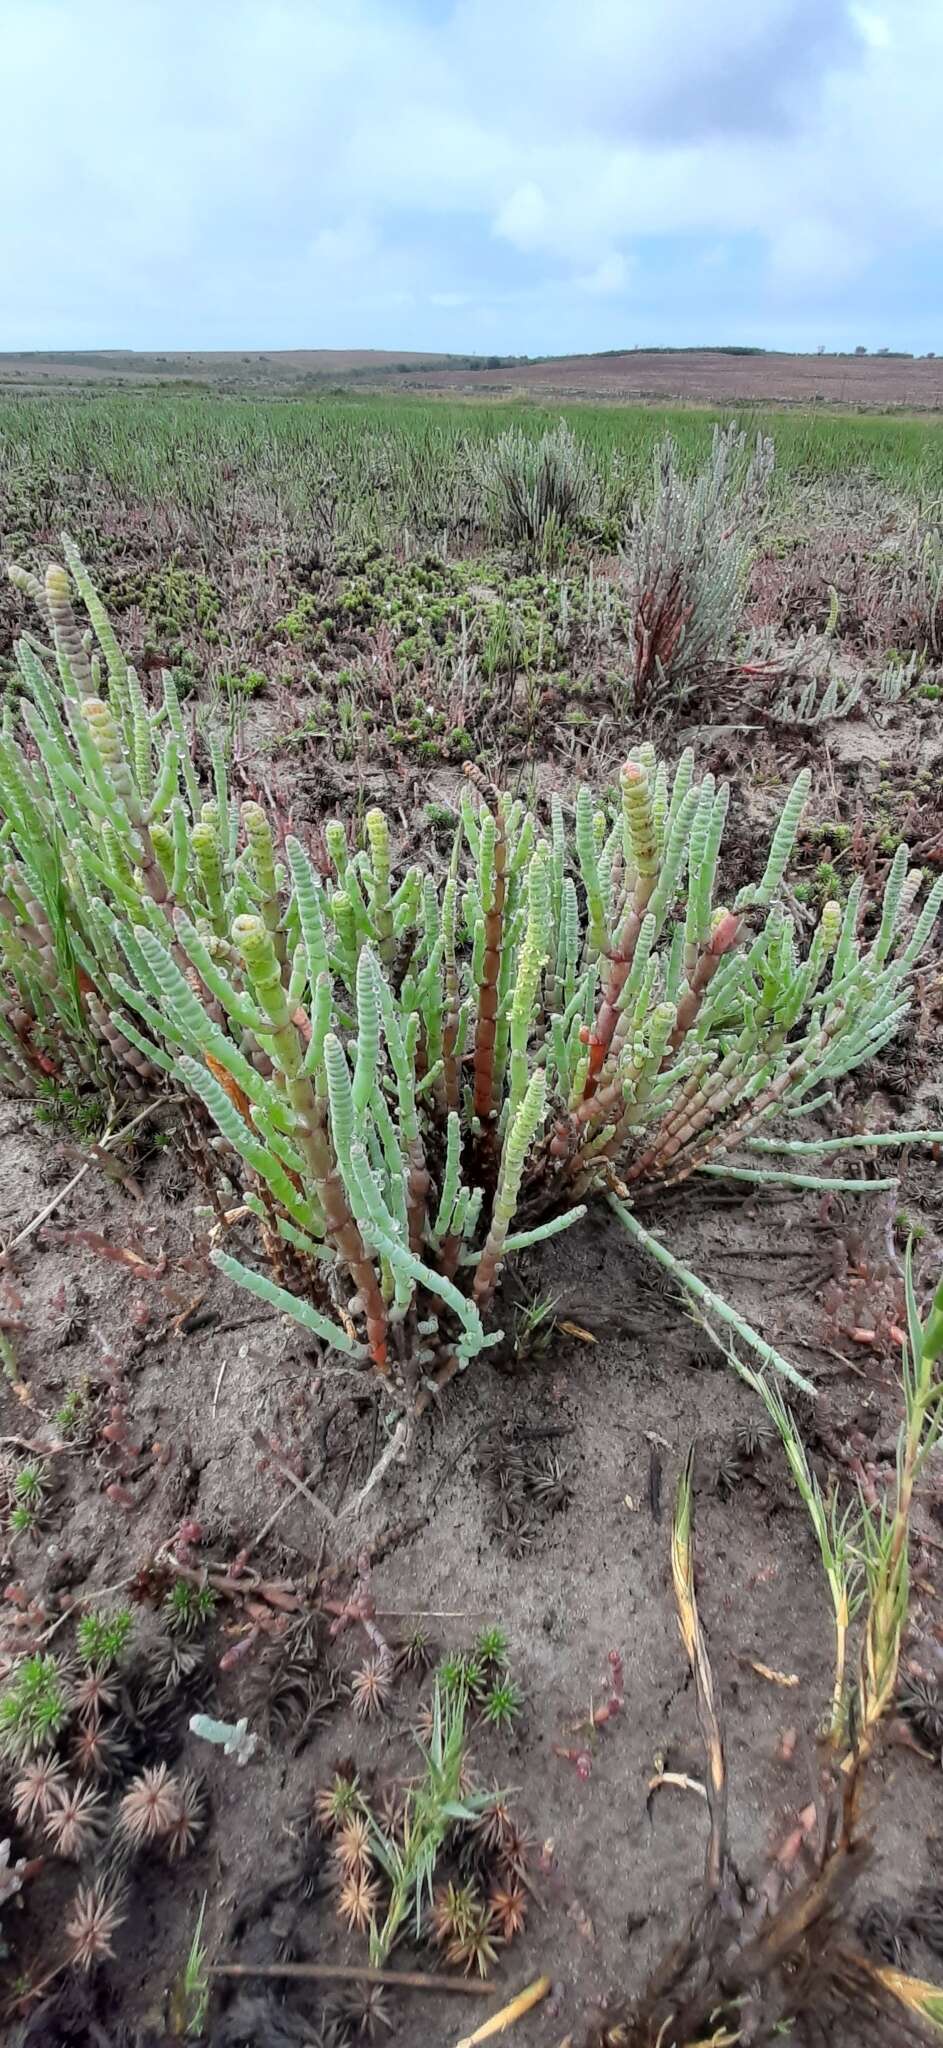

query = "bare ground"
[2,1086,943,2048]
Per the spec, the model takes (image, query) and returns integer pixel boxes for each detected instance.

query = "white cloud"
[850,5,892,46]
[578,254,630,295]
[493,183,550,251]
[0,0,938,350]
[768,218,870,290]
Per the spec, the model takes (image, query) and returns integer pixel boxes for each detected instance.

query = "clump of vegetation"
[479,1676,523,1731]
[423,1636,524,1732]
[6,1459,48,1539]
[0,1653,72,1757]
[306,1672,529,1977]
[477,419,596,562]
[163,1581,217,1637]
[173,1894,210,2035]
[770,662,864,728]
[0,1608,211,1997]
[76,1607,134,1668]
[623,422,773,706]
[1,545,940,1430]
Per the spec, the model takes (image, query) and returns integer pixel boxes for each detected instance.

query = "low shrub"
[623,422,773,706]
[1,544,940,1412]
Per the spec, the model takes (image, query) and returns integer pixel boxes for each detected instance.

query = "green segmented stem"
[568,780,692,1120]
[211,1250,362,1355]
[697,1163,898,1193]
[500,1205,587,1254]
[347,1140,487,1361]
[285,836,330,990]
[441,870,461,1113]
[61,535,129,718]
[169,797,189,897]
[460,785,481,859]
[607,1194,813,1394]
[433,1111,461,1237]
[242,803,281,946]
[620,758,658,908]
[192,816,225,930]
[209,730,234,863]
[644,784,698,937]
[149,820,174,889]
[477,811,495,916]
[899,872,943,967]
[352,946,381,1115]
[81,698,138,820]
[145,736,179,824]
[179,1056,315,1229]
[575,786,607,958]
[7,562,48,625]
[747,1127,943,1157]
[127,666,153,800]
[331,889,358,986]
[474,1068,547,1303]
[303,971,332,1089]
[243,1202,329,1260]
[321,1033,391,1368]
[174,912,264,1035]
[325,819,349,881]
[162,671,201,820]
[506,847,550,1127]
[114,925,275,1121]
[45,564,93,697]
[365,807,394,965]
[373,961,429,1248]
[651,760,668,856]
[471,796,507,1124]
[870,842,909,968]
[735,768,811,911]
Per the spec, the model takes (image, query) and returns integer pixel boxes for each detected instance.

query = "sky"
[1,0,939,356]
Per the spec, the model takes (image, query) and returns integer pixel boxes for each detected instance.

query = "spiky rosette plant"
[2,545,941,1407]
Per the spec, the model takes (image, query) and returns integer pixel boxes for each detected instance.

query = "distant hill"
[1,346,941,409]
[407,348,943,409]
[0,347,524,392]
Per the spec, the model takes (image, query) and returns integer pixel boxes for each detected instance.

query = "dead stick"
[340,1416,410,1517]
[453,1976,553,2045]
[243,1458,327,1560]
[209,1962,492,1995]
[249,1430,340,1538]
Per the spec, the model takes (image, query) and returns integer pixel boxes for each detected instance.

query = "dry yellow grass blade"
[871,1962,943,2030]
[679,2031,741,2047]
[685,2034,741,2046]
[671,1448,727,1893]
[452,1975,552,2046]
[748,1660,799,1689]
[670,1449,698,1665]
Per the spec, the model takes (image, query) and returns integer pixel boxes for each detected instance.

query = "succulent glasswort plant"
[2,544,941,1410]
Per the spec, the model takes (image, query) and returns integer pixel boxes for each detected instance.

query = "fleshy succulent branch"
[2,545,940,1412]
